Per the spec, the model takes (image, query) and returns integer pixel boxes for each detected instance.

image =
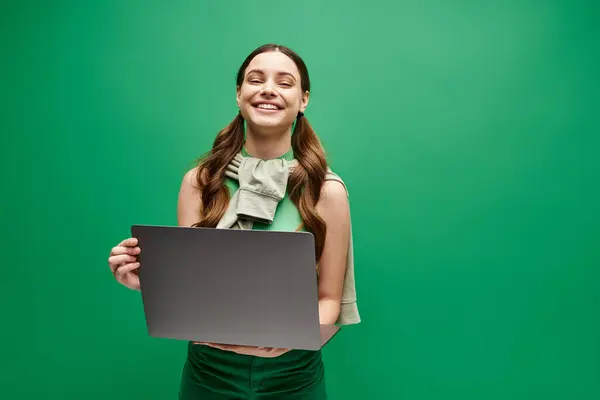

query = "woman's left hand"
[194,342,291,358]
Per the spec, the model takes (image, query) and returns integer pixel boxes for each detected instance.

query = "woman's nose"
[261,81,276,96]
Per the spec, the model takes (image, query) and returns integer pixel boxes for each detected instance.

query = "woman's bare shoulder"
[319,179,349,210]
[323,170,349,197]
[317,171,351,230]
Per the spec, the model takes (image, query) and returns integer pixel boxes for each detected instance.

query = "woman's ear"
[300,90,310,113]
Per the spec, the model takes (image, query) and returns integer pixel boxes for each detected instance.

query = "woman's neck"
[244,126,292,160]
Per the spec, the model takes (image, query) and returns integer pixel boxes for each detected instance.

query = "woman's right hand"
[108,237,141,291]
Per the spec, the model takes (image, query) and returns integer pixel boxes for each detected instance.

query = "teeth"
[257,104,278,110]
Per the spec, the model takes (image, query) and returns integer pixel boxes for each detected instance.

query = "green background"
[2,0,599,399]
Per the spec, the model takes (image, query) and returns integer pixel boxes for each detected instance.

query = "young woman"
[107,44,359,399]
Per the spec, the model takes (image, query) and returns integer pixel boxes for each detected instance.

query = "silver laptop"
[130,224,341,351]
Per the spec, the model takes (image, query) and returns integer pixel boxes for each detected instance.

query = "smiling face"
[236,51,309,135]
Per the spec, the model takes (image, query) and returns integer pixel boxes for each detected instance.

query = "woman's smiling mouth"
[253,101,283,112]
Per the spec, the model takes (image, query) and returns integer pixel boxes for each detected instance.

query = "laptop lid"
[130,224,328,350]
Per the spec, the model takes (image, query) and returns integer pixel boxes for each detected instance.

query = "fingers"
[249,347,288,357]
[193,342,219,347]
[110,245,140,257]
[108,254,138,275]
[108,238,141,272]
[190,342,289,358]
[108,254,137,268]
[119,237,138,247]
[193,342,246,352]
[263,348,291,358]
[194,343,234,352]
[114,262,140,279]
[109,238,140,257]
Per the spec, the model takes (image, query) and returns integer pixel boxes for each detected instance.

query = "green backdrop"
[2,0,599,399]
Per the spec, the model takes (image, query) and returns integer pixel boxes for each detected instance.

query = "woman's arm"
[177,168,203,227]
[315,180,351,325]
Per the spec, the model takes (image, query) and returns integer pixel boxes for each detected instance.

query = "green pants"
[179,342,328,399]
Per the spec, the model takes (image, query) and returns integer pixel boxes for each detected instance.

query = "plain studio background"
[1,1,598,399]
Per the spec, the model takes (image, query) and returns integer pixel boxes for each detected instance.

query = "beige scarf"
[216,152,360,325]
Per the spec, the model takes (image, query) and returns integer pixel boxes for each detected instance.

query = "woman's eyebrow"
[246,69,297,80]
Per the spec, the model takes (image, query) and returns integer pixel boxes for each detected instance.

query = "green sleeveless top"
[223,146,303,233]
[220,146,360,326]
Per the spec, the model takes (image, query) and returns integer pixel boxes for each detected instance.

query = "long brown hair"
[193,44,329,261]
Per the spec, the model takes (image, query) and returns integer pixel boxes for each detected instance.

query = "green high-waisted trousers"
[179,342,328,399]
